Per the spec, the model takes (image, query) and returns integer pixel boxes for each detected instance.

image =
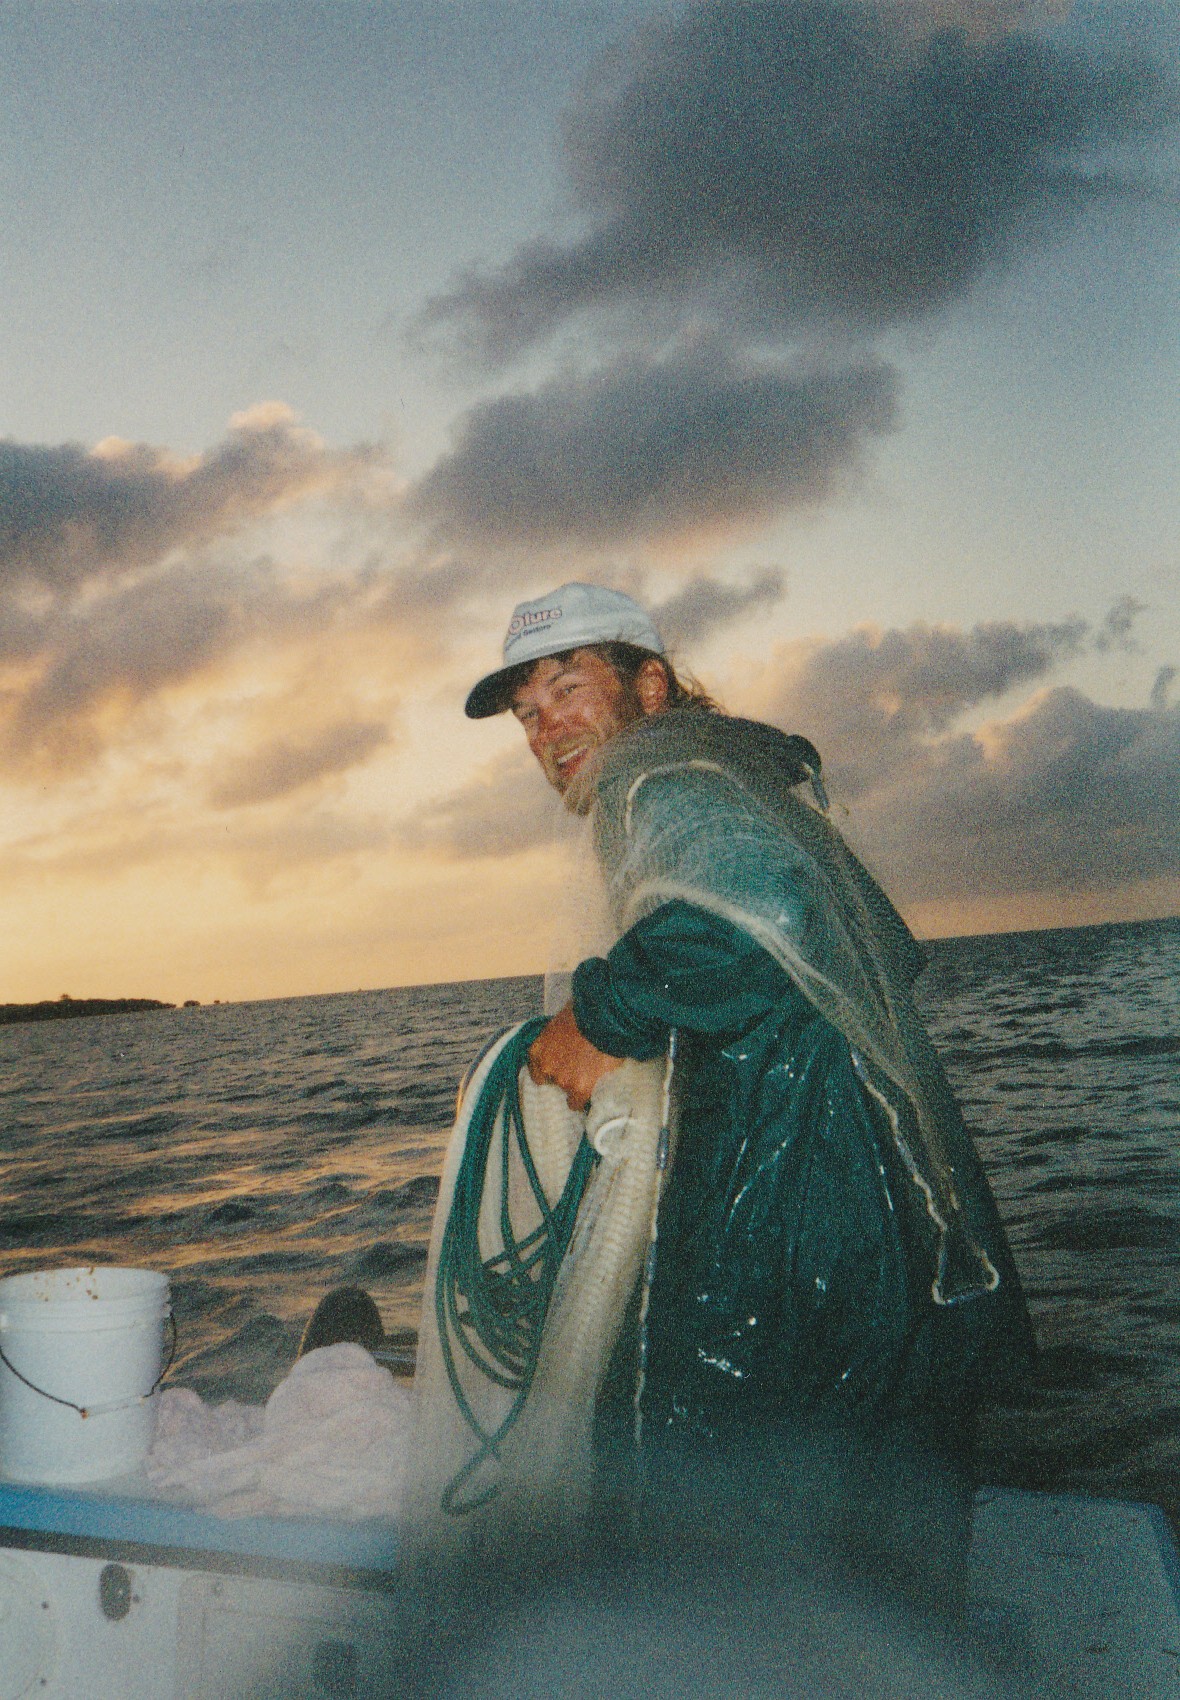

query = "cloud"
[742,610,1179,905]
[1093,593,1146,652]
[396,746,569,861]
[422,0,1173,362]
[408,349,896,547]
[653,568,786,649]
[0,553,378,770]
[405,3,1172,565]
[12,565,241,740]
[0,407,405,774]
[208,719,392,809]
[756,613,1090,795]
[0,795,395,887]
[850,686,1180,902]
[1150,665,1177,713]
[0,404,372,596]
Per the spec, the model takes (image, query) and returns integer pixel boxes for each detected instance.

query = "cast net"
[589,707,1001,1307]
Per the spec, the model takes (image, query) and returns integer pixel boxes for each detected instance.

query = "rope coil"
[434,1020,598,1513]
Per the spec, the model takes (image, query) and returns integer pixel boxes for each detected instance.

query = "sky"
[1,0,1178,1005]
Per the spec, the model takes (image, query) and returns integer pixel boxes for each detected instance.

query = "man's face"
[511,649,640,796]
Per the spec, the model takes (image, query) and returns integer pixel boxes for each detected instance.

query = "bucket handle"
[0,1313,177,1419]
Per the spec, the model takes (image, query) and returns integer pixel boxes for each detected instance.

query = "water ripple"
[4,930,1179,1522]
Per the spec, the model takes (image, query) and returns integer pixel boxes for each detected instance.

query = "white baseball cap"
[465,582,665,719]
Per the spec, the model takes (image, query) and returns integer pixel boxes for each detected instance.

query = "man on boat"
[462,581,1033,1601]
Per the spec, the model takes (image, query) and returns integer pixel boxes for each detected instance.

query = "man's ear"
[635,657,670,716]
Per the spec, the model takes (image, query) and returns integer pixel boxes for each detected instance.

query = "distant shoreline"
[0,997,177,1027]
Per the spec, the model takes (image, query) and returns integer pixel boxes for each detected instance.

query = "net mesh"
[590,708,999,1305]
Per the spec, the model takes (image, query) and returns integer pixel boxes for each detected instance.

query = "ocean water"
[2,918,1178,1520]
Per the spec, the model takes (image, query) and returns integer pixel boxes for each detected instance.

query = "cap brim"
[464,667,518,719]
[464,630,586,718]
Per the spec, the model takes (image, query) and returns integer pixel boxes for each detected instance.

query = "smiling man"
[463,581,1033,1610]
[466,583,714,1106]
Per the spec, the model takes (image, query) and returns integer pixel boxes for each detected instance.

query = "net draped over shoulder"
[573,708,1033,1455]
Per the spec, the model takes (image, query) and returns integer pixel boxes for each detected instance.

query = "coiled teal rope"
[435,1019,598,1514]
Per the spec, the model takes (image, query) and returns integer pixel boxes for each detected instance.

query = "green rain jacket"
[568,709,1033,1466]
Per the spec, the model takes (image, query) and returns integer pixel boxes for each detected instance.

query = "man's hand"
[527,1002,622,1112]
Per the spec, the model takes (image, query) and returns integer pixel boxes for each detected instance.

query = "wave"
[944,1032,1180,1066]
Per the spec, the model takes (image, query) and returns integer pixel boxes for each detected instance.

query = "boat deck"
[1,1477,1178,1697]
[972,1486,1180,1697]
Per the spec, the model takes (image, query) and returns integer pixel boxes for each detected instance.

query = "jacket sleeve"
[570,898,795,1060]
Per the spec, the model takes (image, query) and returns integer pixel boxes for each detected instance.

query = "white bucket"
[0,1266,171,1484]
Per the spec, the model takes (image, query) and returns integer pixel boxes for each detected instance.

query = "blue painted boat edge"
[5,1475,1177,1601]
[0,1519,401,1593]
[0,1477,400,1576]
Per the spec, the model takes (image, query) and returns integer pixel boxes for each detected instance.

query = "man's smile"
[554,742,591,771]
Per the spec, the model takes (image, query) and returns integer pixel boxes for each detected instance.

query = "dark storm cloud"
[849,687,1180,902]
[0,407,370,594]
[408,350,896,546]
[653,568,786,648]
[208,720,391,810]
[763,613,1090,795]
[423,0,1174,362]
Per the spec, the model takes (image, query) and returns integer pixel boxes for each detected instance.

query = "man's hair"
[502,642,721,714]
[595,642,722,713]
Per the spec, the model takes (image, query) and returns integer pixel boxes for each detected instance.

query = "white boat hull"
[1,1477,1178,1698]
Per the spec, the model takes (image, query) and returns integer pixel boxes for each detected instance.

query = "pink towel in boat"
[146,1343,411,1519]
